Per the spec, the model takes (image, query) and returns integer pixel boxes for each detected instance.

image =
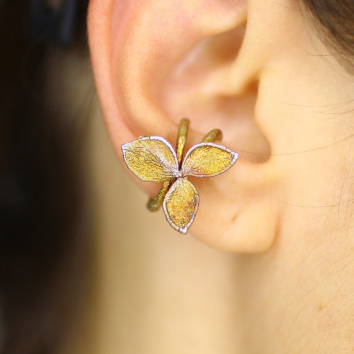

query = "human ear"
[87,0,282,253]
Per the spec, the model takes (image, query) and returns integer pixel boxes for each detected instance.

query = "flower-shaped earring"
[121,118,238,234]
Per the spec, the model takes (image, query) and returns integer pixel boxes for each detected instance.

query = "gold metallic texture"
[147,180,173,212]
[163,178,199,234]
[121,119,238,234]
[176,118,190,166]
[121,136,178,182]
[182,143,238,178]
[202,129,223,143]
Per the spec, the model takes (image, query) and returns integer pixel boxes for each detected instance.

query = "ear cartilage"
[121,118,239,234]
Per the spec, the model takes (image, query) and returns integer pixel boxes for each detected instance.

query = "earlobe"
[88,0,280,252]
[217,188,280,253]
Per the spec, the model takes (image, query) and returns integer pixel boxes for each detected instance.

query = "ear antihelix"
[121,118,239,234]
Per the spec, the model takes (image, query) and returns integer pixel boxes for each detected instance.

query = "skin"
[81,0,354,352]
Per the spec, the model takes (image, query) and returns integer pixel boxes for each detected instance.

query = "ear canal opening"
[160,25,272,165]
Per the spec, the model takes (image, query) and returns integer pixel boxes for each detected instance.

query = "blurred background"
[0,1,240,353]
[0,0,157,351]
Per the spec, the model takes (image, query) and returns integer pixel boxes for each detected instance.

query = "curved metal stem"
[147,121,223,212]
[176,118,190,166]
[147,118,190,212]
[201,129,223,143]
[147,180,173,212]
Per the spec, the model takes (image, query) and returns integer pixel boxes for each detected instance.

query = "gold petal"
[182,142,238,177]
[163,178,199,234]
[122,136,179,182]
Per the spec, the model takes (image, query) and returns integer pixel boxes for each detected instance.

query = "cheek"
[236,200,354,350]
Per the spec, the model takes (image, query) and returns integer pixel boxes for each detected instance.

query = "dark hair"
[302,0,354,62]
[0,0,91,353]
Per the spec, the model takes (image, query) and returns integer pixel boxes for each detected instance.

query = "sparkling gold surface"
[163,178,199,234]
[146,119,190,212]
[202,129,223,143]
[122,137,178,182]
[121,120,238,234]
[182,143,238,177]
[176,118,189,166]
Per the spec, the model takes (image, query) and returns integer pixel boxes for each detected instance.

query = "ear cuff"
[122,118,238,233]
[147,118,223,212]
